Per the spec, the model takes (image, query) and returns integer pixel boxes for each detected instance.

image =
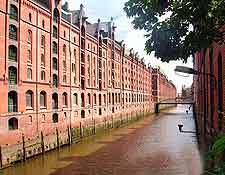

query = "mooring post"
[93,119,96,135]
[67,126,71,145]
[56,128,59,148]
[22,134,26,162]
[41,131,45,154]
[79,122,82,138]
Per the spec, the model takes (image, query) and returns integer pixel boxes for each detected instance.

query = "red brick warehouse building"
[152,67,177,103]
[0,0,177,165]
[193,35,225,137]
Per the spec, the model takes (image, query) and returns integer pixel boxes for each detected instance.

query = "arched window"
[29,13,32,22]
[41,54,45,66]
[81,25,85,37]
[73,93,78,105]
[63,75,66,83]
[53,74,58,87]
[8,66,17,85]
[8,117,18,130]
[26,90,33,108]
[52,113,58,123]
[103,94,106,104]
[53,26,57,38]
[63,44,66,56]
[53,41,57,54]
[9,25,17,40]
[41,35,45,48]
[40,91,47,108]
[52,93,58,109]
[28,30,32,43]
[99,94,101,106]
[81,93,85,107]
[42,20,45,28]
[108,93,111,103]
[29,115,32,124]
[88,93,91,104]
[62,92,67,107]
[81,110,85,118]
[8,45,17,61]
[8,91,17,112]
[53,8,59,23]
[27,50,32,63]
[10,5,18,21]
[27,68,32,80]
[53,57,58,70]
[94,94,96,105]
[41,71,45,80]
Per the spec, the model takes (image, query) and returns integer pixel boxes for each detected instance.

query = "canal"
[2,105,202,175]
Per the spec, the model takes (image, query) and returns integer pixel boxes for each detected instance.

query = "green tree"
[124,0,225,63]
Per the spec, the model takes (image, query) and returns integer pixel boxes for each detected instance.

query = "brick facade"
[0,0,177,166]
[193,38,225,136]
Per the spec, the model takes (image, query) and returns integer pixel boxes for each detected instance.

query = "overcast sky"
[63,0,193,93]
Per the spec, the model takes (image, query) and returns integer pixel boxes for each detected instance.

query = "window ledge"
[26,107,33,110]
[40,106,47,110]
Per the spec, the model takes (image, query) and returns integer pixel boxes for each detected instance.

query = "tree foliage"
[124,0,225,62]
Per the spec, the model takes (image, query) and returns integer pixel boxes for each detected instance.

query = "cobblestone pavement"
[3,105,202,175]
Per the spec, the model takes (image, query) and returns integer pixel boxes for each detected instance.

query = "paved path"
[3,105,202,175]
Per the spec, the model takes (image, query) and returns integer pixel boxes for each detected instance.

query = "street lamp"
[175,65,217,137]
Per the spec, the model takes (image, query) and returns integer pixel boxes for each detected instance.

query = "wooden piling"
[0,146,2,168]
[41,131,45,154]
[22,135,26,161]
[56,128,59,148]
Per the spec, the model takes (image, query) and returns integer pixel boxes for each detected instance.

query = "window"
[26,90,33,108]
[8,66,17,85]
[29,13,32,22]
[41,71,45,80]
[41,36,45,48]
[10,5,18,21]
[53,42,57,54]
[53,26,57,38]
[29,115,32,124]
[74,37,76,43]
[64,31,66,37]
[52,113,58,123]
[41,54,45,66]
[63,75,66,83]
[9,25,17,40]
[99,94,101,106]
[104,94,106,104]
[8,91,17,112]
[88,93,91,105]
[81,110,85,118]
[74,49,76,58]
[94,94,96,105]
[42,20,45,28]
[8,117,18,130]
[40,91,46,108]
[27,50,32,63]
[27,68,32,80]
[81,93,85,107]
[53,74,58,87]
[63,60,66,70]
[63,45,66,56]
[52,93,58,109]
[28,30,32,43]
[62,92,67,107]
[8,45,17,61]
[53,57,58,70]
[53,9,59,23]
[73,93,78,105]
[72,63,76,73]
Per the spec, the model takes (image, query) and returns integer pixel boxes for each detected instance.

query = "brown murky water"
[2,105,202,175]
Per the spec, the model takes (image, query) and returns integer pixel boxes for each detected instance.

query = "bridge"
[155,96,194,113]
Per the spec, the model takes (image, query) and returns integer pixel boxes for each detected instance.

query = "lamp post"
[175,66,217,137]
